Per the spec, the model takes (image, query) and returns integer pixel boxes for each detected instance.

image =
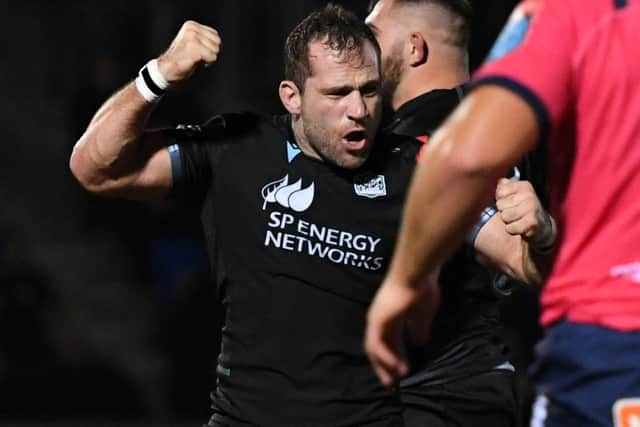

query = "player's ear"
[408,32,428,67]
[279,80,302,115]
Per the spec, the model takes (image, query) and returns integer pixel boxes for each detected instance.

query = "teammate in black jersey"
[366,1,555,426]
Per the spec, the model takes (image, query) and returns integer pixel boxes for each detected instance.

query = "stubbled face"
[297,39,382,169]
[366,0,405,107]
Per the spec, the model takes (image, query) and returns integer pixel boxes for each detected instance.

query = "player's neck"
[393,64,469,111]
[290,117,322,161]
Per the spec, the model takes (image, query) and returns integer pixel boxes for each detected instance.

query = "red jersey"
[474,0,640,331]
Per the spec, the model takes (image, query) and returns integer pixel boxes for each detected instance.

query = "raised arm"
[69,21,221,200]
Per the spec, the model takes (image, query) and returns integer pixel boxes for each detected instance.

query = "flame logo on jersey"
[261,174,315,212]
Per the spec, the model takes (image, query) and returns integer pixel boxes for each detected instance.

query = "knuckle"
[184,20,199,29]
[185,36,203,52]
[185,30,200,43]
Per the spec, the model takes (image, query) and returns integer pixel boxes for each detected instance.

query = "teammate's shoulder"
[166,111,267,141]
[372,132,422,165]
[387,132,423,153]
[200,112,266,138]
[380,132,422,149]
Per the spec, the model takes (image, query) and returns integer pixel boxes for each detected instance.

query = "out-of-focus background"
[0,1,539,425]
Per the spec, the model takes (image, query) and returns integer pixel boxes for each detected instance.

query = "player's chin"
[337,149,370,170]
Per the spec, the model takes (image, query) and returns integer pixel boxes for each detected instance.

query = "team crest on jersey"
[261,174,315,212]
[613,398,640,427]
[354,175,387,199]
[485,1,541,63]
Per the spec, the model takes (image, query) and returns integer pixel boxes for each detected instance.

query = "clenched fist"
[157,20,222,83]
[495,178,554,248]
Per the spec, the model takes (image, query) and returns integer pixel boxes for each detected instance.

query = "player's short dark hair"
[284,3,380,92]
[369,0,472,48]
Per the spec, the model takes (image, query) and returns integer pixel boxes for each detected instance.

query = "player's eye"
[361,82,380,97]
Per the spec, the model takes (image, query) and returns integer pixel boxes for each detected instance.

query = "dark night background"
[0,0,539,425]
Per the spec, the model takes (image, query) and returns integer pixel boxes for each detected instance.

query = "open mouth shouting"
[342,129,368,151]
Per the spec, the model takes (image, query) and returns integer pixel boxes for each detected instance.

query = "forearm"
[474,214,552,287]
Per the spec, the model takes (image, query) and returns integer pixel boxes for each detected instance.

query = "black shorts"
[401,370,519,427]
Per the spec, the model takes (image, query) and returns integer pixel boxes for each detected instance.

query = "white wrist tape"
[146,59,169,90]
[135,59,170,103]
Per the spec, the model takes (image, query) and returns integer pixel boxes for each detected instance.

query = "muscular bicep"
[71,129,173,200]
[436,85,539,177]
[114,130,173,200]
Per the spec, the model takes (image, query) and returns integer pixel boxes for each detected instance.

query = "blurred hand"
[405,267,440,347]
[157,20,222,83]
[365,277,439,386]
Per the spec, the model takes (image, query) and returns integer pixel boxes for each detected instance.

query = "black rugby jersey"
[168,113,416,427]
[385,87,547,387]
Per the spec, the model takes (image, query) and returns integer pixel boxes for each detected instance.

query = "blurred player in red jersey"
[365,1,640,426]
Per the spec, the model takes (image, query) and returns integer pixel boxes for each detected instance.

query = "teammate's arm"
[69,21,221,200]
[365,85,539,386]
[474,179,555,287]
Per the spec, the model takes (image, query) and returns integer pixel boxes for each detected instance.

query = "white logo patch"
[354,175,387,199]
[262,174,315,212]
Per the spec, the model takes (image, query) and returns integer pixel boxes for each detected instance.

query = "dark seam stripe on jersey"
[470,76,551,143]
[614,0,627,9]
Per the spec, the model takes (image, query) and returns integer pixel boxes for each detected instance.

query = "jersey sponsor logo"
[613,398,640,427]
[610,262,640,283]
[261,174,315,212]
[485,1,541,63]
[264,211,384,271]
[354,175,387,199]
[261,174,386,271]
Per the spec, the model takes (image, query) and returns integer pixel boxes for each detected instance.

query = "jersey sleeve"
[164,115,234,205]
[472,0,576,139]
[163,126,212,205]
[164,112,264,205]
